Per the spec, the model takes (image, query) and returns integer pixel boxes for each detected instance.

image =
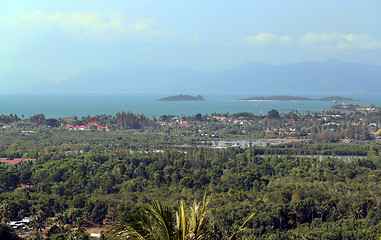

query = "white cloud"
[17,10,168,42]
[244,32,381,50]
[278,35,293,44]
[299,33,381,50]
[246,33,277,45]
[245,33,293,45]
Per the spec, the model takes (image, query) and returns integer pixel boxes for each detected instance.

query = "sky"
[1,0,381,82]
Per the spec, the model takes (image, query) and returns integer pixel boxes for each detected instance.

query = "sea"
[0,91,380,119]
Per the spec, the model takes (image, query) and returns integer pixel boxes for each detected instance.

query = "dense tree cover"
[0,143,380,239]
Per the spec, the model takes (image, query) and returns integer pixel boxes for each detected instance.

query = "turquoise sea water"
[0,92,380,119]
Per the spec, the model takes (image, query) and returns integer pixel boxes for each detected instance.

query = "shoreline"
[235,99,306,102]
[235,99,359,102]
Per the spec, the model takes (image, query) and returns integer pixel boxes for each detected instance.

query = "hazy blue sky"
[1,0,380,81]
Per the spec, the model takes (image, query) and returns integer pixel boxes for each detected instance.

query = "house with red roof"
[97,126,109,131]
[0,158,36,164]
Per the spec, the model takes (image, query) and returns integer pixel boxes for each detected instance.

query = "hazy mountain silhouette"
[9,60,381,92]
[0,71,47,91]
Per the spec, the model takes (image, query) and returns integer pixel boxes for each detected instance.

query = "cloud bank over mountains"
[0,1,380,81]
[245,32,381,50]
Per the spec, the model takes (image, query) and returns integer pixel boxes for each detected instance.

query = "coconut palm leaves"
[227,212,256,240]
[30,205,47,238]
[147,201,175,240]
[109,196,255,240]
[109,207,155,240]
[177,194,211,240]
[0,202,11,224]
[108,195,214,240]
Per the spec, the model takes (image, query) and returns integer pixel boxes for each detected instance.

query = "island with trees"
[317,96,359,101]
[156,94,205,101]
[237,95,359,101]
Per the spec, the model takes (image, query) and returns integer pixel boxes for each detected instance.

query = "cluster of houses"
[354,106,376,111]
[332,102,379,112]
[211,116,250,124]
[155,120,194,127]
[2,124,17,129]
[154,116,251,127]
[65,117,109,131]
[65,124,108,131]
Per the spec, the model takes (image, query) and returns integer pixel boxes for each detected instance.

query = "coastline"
[235,99,306,102]
[235,100,359,102]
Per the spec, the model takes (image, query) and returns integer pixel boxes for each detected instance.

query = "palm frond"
[228,212,256,240]
[176,200,188,240]
[145,200,175,240]
[107,208,153,240]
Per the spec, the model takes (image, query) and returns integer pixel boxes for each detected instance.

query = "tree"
[30,206,47,237]
[28,114,45,123]
[0,223,21,240]
[44,118,60,127]
[0,202,10,224]
[268,109,280,118]
[195,113,203,122]
[108,195,255,240]
[108,196,214,240]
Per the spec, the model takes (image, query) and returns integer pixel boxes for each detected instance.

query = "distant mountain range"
[2,60,381,92]
[0,71,47,91]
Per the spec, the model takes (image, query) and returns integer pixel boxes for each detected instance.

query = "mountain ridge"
[3,60,381,93]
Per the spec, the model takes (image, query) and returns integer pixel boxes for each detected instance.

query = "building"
[88,117,101,126]
[64,116,77,123]
[0,158,36,164]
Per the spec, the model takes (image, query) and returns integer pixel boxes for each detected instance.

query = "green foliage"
[0,223,21,240]
[268,109,280,118]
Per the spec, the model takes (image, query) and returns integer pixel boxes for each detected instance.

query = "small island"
[156,94,205,101]
[237,95,359,102]
[317,96,359,102]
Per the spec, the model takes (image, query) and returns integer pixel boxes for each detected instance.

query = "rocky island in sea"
[156,94,205,101]
[237,95,359,102]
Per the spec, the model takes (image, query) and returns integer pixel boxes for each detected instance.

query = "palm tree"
[108,195,255,240]
[0,202,11,224]
[108,201,172,240]
[108,196,212,240]
[176,195,211,240]
[54,212,66,229]
[54,212,71,236]
[30,206,47,238]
